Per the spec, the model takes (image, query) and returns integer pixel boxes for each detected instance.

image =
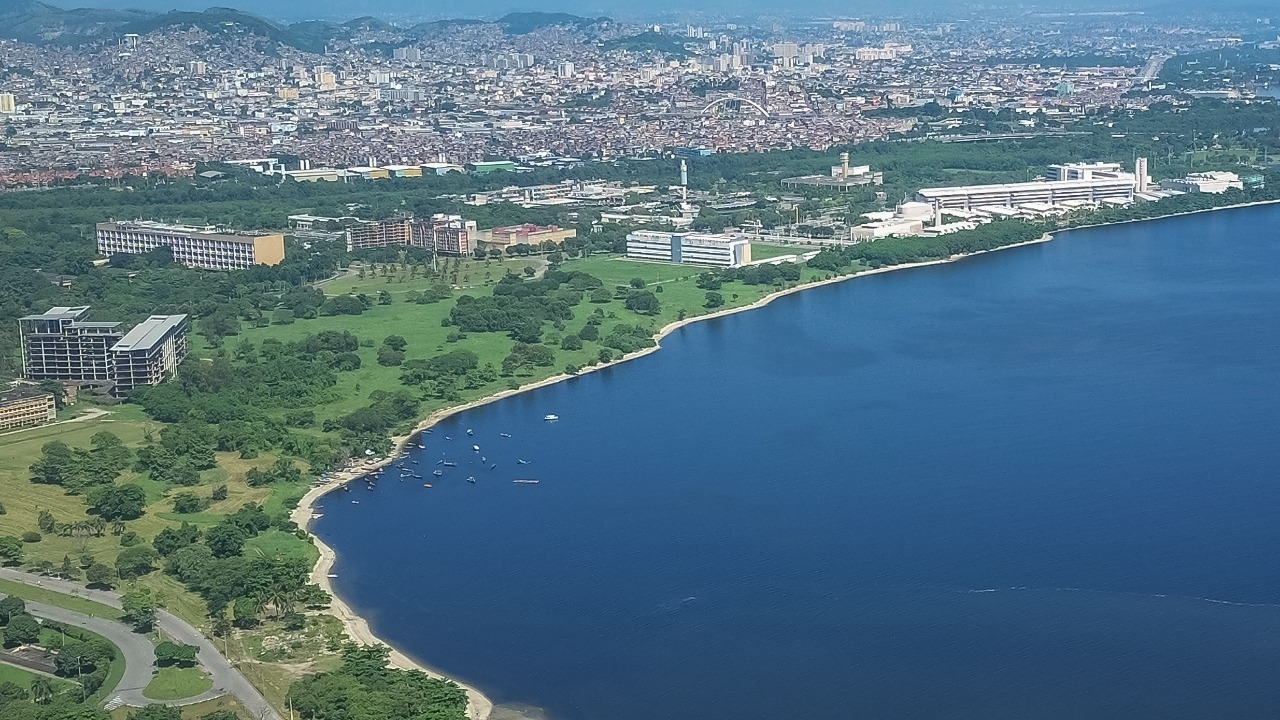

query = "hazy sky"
[40,0,1279,23]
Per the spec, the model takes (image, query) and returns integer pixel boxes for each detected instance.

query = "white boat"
[472,445,480,452]
[544,414,559,421]
[500,433,512,438]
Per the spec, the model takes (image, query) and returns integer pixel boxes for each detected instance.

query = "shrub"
[20,532,41,543]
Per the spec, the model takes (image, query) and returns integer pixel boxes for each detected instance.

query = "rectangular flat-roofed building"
[345,219,413,251]
[19,306,121,383]
[626,231,751,267]
[915,177,1136,212]
[96,221,285,271]
[0,387,56,430]
[109,314,189,396]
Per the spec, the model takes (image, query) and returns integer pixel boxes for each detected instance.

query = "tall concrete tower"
[680,159,689,209]
[840,152,850,179]
[1134,157,1149,193]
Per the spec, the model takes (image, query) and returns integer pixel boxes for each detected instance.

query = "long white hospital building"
[915,161,1150,213]
[626,231,752,267]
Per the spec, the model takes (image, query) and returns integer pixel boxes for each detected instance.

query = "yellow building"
[0,387,56,431]
[96,221,284,271]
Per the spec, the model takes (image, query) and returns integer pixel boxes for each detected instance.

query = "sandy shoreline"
[291,196,1280,720]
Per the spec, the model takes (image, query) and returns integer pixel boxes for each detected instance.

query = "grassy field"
[0,578,123,620]
[109,694,250,720]
[0,420,314,633]
[323,257,546,299]
[143,665,213,700]
[751,243,815,260]
[0,662,76,691]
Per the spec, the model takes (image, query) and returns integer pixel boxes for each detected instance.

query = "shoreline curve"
[290,196,1280,720]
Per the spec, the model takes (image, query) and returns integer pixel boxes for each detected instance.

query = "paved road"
[0,595,158,706]
[0,569,283,720]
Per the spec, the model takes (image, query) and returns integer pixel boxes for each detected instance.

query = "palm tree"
[30,676,54,705]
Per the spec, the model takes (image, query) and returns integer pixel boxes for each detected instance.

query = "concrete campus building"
[914,161,1143,214]
[18,307,189,397]
[96,221,285,271]
[626,230,752,267]
[0,387,57,431]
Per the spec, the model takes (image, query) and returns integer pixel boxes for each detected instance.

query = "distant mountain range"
[0,2,610,50]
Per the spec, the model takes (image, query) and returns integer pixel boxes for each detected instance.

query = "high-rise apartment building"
[0,93,15,114]
[345,219,413,251]
[109,315,190,396]
[18,307,189,396]
[96,221,285,271]
[415,214,477,256]
[19,307,122,383]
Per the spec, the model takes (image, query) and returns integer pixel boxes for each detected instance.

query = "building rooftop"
[111,315,188,352]
[20,306,90,321]
[0,386,52,405]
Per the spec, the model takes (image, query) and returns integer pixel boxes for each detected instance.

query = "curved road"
[0,595,159,706]
[0,569,282,720]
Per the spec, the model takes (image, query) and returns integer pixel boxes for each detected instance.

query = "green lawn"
[0,662,76,691]
[751,243,815,260]
[323,257,544,298]
[143,665,213,700]
[0,578,123,620]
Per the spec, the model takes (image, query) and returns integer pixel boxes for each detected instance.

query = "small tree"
[116,546,159,580]
[2,614,40,646]
[629,277,646,289]
[85,563,115,588]
[121,589,157,631]
[704,291,725,308]
[0,536,22,565]
[0,596,25,624]
[155,641,199,667]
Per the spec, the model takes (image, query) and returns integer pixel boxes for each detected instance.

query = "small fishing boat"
[444,461,458,467]
[411,460,419,464]
[445,436,452,441]
[481,456,487,462]
[352,500,361,503]
[423,484,433,488]
[418,444,426,449]
[311,514,324,519]
[472,445,480,452]
[433,469,443,477]
[517,459,531,465]
[513,479,540,485]
[467,477,476,484]
[467,428,474,436]
[490,464,497,469]
[544,414,559,422]
[327,573,338,578]
[500,433,512,438]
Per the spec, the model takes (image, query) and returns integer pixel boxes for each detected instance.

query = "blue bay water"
[316,204,1280,720]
